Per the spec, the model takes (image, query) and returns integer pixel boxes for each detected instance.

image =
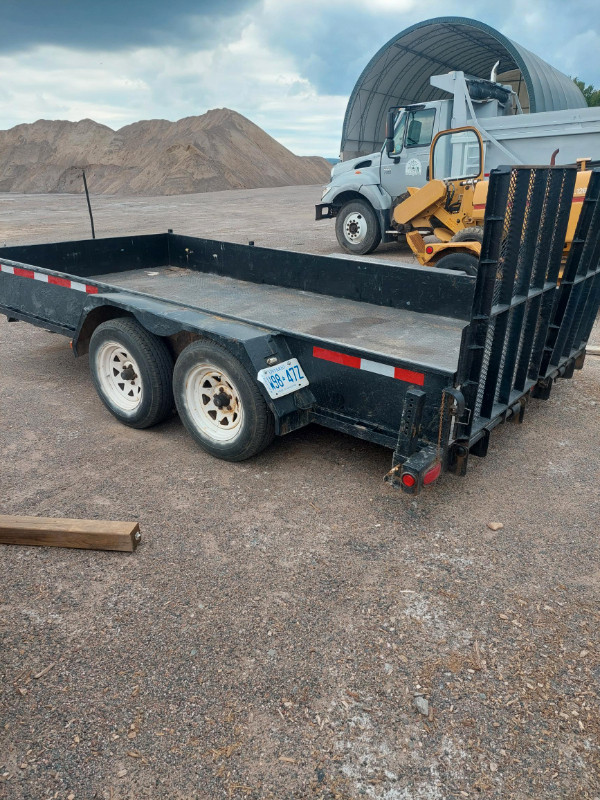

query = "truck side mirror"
[385,109,396,156]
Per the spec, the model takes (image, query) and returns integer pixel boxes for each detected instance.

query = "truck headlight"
[321,186,330,200]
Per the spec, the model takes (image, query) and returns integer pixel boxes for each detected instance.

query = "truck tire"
[89,317,174,429]
[173,339,275,462]
[335,200,381,255]
[450,226,484,244]
[435,252,479,276]
[391,192,412,233]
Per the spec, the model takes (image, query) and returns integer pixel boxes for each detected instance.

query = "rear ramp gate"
[453,165,600,471]
[391,165,600,493]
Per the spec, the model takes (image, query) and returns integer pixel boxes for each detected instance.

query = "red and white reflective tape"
[0,263,99,294]
[313,345,425,386]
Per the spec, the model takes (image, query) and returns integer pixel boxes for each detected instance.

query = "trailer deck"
[94,266,466,372]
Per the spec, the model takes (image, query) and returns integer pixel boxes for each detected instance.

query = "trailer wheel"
[450,226,484,244]
[89,318,174,429]
[335,200,381,255]
[173,340,275,462]
[435,252,479,276]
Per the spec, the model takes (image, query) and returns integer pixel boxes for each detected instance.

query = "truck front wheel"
[173,340,275,462]
[89,317,174,428]
[335,200,381,255]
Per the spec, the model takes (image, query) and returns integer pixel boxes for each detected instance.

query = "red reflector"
[425,246,434,254]
[423,463,441,485]
[14,267,35,278]
[393,366,425,386]
[401,473,416,488]
[313,346,361,369]
[48,275,71,288]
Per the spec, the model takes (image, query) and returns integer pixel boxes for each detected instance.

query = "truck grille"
[459,165,600,435]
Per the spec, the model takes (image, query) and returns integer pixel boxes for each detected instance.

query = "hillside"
[0,110,331,195]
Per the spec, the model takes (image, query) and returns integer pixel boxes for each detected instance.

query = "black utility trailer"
[1,166,599,494]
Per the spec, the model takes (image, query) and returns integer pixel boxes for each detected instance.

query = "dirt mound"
[0,110,331,195]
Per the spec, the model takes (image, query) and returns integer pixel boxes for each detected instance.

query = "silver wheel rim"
[96,341,143,412]
[343,211,367,244]
[184,362,243,442]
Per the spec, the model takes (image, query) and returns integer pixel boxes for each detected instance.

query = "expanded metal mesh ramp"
[457,165,600,441]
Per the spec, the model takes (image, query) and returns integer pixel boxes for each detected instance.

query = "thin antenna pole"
[82,169,96,239]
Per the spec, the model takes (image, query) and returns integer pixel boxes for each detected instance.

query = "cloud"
[0,28,348,156]
[0,1,598,158]
[3,0,257,52]
[490,0,600,84]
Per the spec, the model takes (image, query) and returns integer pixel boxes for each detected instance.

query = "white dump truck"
[316,70,600,254]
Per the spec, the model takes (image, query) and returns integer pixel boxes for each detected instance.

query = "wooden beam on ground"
[586,345,600,356]
[0,515,141,552]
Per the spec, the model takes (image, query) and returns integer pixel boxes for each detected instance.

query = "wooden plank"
[0,515,141,552]
[586,345,600,356]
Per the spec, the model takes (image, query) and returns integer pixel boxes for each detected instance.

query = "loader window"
[405,108,436,148]
[432,128,482,180]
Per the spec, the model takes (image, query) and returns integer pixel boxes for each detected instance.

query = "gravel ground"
[1,186,600,800]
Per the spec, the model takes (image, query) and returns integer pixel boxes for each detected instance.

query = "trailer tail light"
[390,452,443,494]
[425,246,434,254]
[423,462,441,485]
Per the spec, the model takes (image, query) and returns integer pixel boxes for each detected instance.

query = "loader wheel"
[173,339,275,462]
[435,252,479,276]
[89,318,174,428]
[335,200,381,255]
[450,226,484,244]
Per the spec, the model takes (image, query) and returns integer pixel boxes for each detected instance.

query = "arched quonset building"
[341,17,586,160]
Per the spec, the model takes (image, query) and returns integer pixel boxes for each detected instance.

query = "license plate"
[257,358,309,399]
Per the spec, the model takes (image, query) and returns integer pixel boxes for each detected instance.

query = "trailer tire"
[89,318,174,429]
[335,200,381,255]
[435,252,479,276]
[173,340,275,462]
[450,226,484,244]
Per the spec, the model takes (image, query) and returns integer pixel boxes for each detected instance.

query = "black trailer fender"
[73,294,315,435]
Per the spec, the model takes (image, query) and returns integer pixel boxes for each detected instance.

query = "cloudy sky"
[2,0,599,156]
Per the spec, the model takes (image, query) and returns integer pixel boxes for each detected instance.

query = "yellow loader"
[392,126,591,275]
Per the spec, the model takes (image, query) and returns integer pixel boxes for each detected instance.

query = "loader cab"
[430,126,484,182]
[429,126,485,226]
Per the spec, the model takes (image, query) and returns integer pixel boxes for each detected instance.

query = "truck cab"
[379,101,450,198]
[316,100,450,254]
